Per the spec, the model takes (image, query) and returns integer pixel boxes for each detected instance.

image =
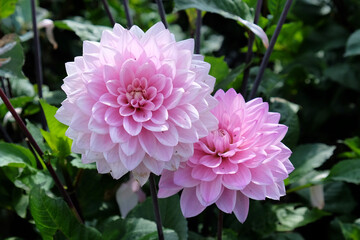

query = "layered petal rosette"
[158,89,294,222]
[55,22,218,185]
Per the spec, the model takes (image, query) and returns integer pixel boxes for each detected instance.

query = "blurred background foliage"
[0,0,360,239]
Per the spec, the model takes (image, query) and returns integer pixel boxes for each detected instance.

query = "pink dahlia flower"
[55,22,218,185]
[158,89,294,223]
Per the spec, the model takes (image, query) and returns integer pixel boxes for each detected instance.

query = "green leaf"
[0,96,33,118]
[129,195,188,240]
[343,136,360,156]
[13,193,29,218]
[204,56,229,84]
[327,159,360,184]
[71,158,96,169]
[323,182,356,214]
[338,220,360,240]
[269,98,300,149]
[54,19,112,41]
[29,186,102,240]
[288,144,335,184]
[39,100,72,159]
[324,63,360,92]
[0,142,36,168]
[0,0,18,19]
[344,29,360,57]
[273,204,330,231]
[267,0,287,24]
[214,64,246,91]
[0,36,35,97]
[101,217,178,240]
[174,0,253,21]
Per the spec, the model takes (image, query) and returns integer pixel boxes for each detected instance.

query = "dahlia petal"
[153,124,179,147]
[177,126,199,143]
[120,105,136,116]
[120,59,136,88]
[87,81,107,100]
[138,130,158,157]
[129,25,145,39]
[153,145,174,162]
[176,39,194,53]
[75,133,91,149]
[199,155,222,168]
[213,160,239,174]
[143,155,165,175]
[282,159,295,173]
[174,142,194,158]
[82,150,101,164]
[151,105,168,124]
[174,165,200,187]
[180,188,206,218]
[135,61,156,79]
[103,145,121,163]
[181,104,199,121]
[120,136,139,156]
[158,61,176,79]
[163,88,185,110]
[132,163,150,186]
[222,165,251,190]
[250,166,274,185]
[100,93,120,107]
[169,108,192,129]
[266,112,281,124]
[123,116,142,136]
[164,155,182,171]
[158,170,183,198]
[161,77,173,98]
[120,147,145,170]
[265,183,281,200]
[197,176,223,205]
[104,107,122,126]
[70,113,90,132]
[88,117,108,134]
[191,164,217,181]
[109,126,131,143]
[233,192,249,223]
[241,182,266,200]
[216,188,236,214]
[90,133,115,152]
[76,95,95,116]
[151,93,164,110]
[96,157,111,173]
[106,80,121,96]
[143,121,169,132]
[133,109,152,122]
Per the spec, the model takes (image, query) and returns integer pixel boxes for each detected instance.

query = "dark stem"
[149,173,164,240]
[101,0,116,26]
[247,0,293,100]
[0,88,84,224]
[30,0,47,131]
[122,0,133,28]
[0,123,12,143]
[240,0,263,97]
[194,9,202,54]
[155,0,168,29]
[5,78,12,98]
[217,210,224,240]
[0,76,9,98]
[25,138,43,169]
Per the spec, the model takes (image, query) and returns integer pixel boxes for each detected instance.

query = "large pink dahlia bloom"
[55,22,218,185]
[158,89,294,222]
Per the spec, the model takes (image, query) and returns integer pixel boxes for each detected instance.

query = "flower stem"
[30,0,47,131]
[247,0,293,100]
[195,9,202,54]
[101,0,116,26]
[0,88,84,224]
[122,0,133,28]
[149,173,164,240]
[240,0,263,98]
[155,0,168,29]
[217,209,224,240]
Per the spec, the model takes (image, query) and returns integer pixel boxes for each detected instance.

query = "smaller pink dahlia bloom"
[55,22,218,185]
[158,89,294,223]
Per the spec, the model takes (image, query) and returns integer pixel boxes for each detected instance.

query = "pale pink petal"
[197,176,223,205]
[222,165,251,190]
[191,164,217,181]
[180,188,206,218]
[158,170,183,198]
[241,182,266,200]
[233,192,249,223]
[123,116,142,136]
[216,188,236,214]
[132,163,150,186]
[153,124,179,147]
[174,165,200,187]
